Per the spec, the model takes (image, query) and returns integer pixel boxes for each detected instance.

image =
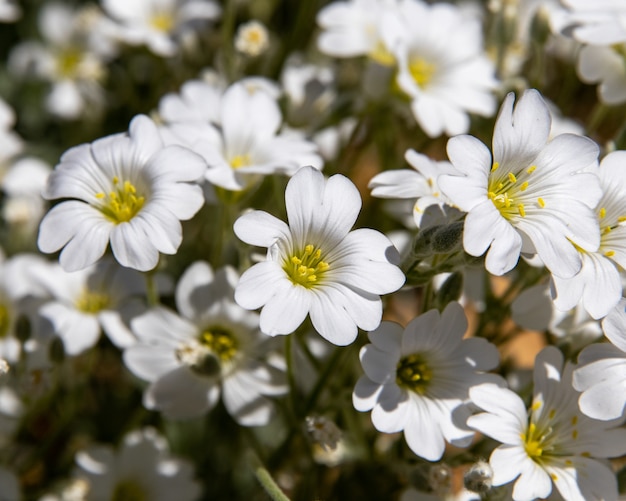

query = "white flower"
[234,166,405,345]
[551,150,626,319]
[577,44,626,105]
[468,346,626,501]
[561,0,626,45]
[37,114,205,272]
[0,0,20,22]
[235,20,270,57]
[124,262,287,424]
[0,98,22,165]
[73,428,201,501]
[102,0,220,57]
[316,0,398,64]
[369,150,457,227]
[164,81,322,192]
[438,89,602,277]
[573,298,626,421]
[382,0,497,137]
[352,302,501,461]
[32,258,147,355]
[157,74,225,126]
[8,3,114,119]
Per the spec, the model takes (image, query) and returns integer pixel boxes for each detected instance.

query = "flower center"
[487,163,545,220]
[396,353,432,395]
[150,12,174,33]
[284,244,329,288]
[0,303,10,339]
[175,327,239,377]
[230,154,251,169]
[369,40,395,66]
[74,289,110,314]
[522,422,547,460]
[95,177,145,224]
[111,479,147,501]
[408,57,436,87]
[200,327,239,362]
[55,47,83,78]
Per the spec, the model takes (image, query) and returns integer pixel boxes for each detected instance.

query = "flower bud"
[464,459,494,494]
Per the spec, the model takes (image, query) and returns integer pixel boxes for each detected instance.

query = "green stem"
[249,451,291,501]
[144,272,159,307]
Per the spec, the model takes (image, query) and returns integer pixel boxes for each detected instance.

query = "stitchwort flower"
[468,346,626,501]
[37,114,205,272]
[438,89,602,277]
[234,165,405,345]
[352,302,501,461]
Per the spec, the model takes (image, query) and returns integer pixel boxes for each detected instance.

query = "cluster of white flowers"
[1,0,626,499]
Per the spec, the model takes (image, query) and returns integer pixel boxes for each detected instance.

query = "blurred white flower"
[0,0,19,22]
[561,0,626,45]
[468,346,626,501]
[551,150,626,319]
[382,0,497,137]
[577,44,626,105]
[164,81,322,192]
[0,99,23,165]
[234,166,405,345]
[235,20,270,57]
[369,150,457,228]
[102,0,220,57]
[439,89,601,277]
[573,298,626,421]
[124,262,287,424]
[38,115,205,271]
[8,3,115,119]
[353,302,501,461]
[316,0,399,65]
[32,258,147,356]
[74,427,201,501]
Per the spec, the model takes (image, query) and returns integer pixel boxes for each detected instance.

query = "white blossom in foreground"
[73,428,200,501]
[32,259,146,355]
[573,298,626,420]
[382,0,497,137]
[352,302,501,461]
[551,150,626,319]
[165,81,322,192]
[124,262,286,424]
[438,89,601,277]
[316,0,398,65]
[38,115,205,272]
[468,346,626,501]
[102,0,220,57]
[234,166,405,345]
[368,150,457,227]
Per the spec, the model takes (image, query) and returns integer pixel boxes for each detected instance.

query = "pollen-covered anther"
[537,197,545,208]
[508,172,517,183]
[599,207,607,219]
[96,177,145,224]
[284,244,329,287]
[518,204,526,217]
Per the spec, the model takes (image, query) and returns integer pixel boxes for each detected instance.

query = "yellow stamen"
[537,197,545,208]
[491,162,500,172]
[95,178,145,224]
[508,172,517,183]
[518,204,526,217]
[520,181,529,191]
[599,207,607,219]
[284,244,329,288]
[605,250,616,257]
[526,165,537,174]
[408,57,436,87]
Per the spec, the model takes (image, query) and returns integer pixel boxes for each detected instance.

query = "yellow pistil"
[368,40,395,66]
[95,178,145,224]
[55,47,83,78]
[111,479,147,501]
[230,154,251,169]
[0,303,10,339]
[522,422,544,459]
[150,11,174,33]
[408,57,436,87]
[74,289,110,314]
[396,353,432,395]
[284,244,329,288]
[200,327,238,362]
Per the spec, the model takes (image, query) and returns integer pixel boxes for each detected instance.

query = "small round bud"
[305,415,342,451]
[428,463,452,496]
[464,459,494,494]
[235,20,270,57]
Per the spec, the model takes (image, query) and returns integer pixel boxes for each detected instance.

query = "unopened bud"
[464,459,494,494]
[428,463,452,496]
[305,415,342,451]
[431,222,463,253]
[436,272,464,308]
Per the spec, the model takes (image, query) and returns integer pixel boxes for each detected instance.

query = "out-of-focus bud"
[530,5,552,47]
[428,463,452,497]
[235,20,270,57]
[436,272,464,309]
[305,415,342,451]
[464,459,494,494]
